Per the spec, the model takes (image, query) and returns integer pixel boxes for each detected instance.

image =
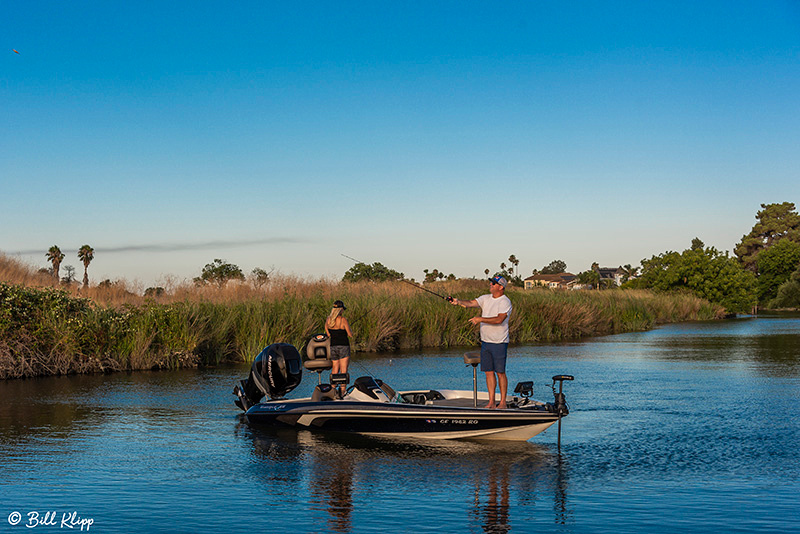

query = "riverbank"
[0,278,724,379]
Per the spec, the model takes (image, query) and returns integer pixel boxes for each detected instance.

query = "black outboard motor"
[234,343,302,411]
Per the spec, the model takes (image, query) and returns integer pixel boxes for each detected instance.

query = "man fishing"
[449,276,513,409]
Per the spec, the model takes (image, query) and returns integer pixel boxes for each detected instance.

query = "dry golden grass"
[1,252,490,308]
[0,253,56,288]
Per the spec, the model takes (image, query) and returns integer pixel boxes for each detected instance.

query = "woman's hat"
[333,300,346,309]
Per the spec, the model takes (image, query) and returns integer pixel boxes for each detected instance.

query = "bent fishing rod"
[340,253,454,303]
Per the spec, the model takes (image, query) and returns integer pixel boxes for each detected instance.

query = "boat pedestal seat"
[463,351,480,366]
[303,334,332,384]
[464,351,481,407]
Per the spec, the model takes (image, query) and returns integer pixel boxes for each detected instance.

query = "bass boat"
[233,336,573,442]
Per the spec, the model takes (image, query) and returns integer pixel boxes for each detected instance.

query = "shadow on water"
[236,421,572,532]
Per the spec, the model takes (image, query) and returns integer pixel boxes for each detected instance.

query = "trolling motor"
[550,375,574,451]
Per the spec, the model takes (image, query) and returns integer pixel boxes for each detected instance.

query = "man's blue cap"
[490,276,507,288]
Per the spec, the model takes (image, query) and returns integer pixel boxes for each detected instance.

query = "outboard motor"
[234,343,302,411]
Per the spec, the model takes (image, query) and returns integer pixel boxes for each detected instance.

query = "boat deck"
[399,394,546,410]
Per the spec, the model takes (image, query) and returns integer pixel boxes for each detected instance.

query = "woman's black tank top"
[329,328,349,346]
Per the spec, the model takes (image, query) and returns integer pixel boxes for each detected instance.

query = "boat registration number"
[436,419,478,425]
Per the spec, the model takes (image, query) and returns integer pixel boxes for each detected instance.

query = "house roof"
[598,267,624,278]
[525,273,576,282]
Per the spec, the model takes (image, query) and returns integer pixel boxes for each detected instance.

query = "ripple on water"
[1,317,800,532]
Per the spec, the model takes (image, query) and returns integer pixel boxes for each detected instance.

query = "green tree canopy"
[735,202,800,272]
[755,239,800,304]
[576,269,599,288]
[770,264,800,309]
[621,264,640,282]
[423,268,444,283]
[250,267,272,288]
[194,259,245,287]
[144,286,165,297]
[342,262,403,283]
[576,262,612,290]
[633,239,757,313]
[541,259,567,274]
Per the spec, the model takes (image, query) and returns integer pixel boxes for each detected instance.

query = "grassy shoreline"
[1,277,724,379]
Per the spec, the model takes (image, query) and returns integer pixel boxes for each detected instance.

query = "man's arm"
[468,312,508,326]
[450,298,479,308]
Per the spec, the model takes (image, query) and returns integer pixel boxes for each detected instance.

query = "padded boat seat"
[303,334,332,383]
[464,351,480,366]
[304,359,333,371]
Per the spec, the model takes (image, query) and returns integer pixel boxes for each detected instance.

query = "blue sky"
[2,1,799,287]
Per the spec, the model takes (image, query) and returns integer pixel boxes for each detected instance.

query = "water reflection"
[470,460,510,533]
[307,436,354,533]
[639,317,800,375]
[241,425,572,532]
[553,454,570,525]
[2,315,798,532]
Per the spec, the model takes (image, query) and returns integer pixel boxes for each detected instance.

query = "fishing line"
[320,253,464,398]
[340,253,454,302]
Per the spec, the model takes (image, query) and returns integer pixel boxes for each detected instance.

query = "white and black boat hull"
[244,394,560,441]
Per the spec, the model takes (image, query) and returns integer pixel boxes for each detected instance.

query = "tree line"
[338,202,800,314]
[42,202,799,314]
[623,202,800,312]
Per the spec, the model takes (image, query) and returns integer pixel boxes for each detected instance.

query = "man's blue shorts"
[480,342,508,373]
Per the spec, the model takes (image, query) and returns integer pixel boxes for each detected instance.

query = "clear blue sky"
[3,1,799,287]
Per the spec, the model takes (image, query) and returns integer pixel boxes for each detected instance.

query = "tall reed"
[1,253,725,378]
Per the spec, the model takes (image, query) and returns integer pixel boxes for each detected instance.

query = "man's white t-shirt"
[475,294,512,344]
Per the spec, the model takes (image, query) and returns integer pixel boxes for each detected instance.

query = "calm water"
[1,314,799,533]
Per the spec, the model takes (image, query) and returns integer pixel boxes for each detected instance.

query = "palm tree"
[508,254,519,277]
[621,264,640,282]
[77,245,94,288]
[591,262,601,291]
[45,245,65,282]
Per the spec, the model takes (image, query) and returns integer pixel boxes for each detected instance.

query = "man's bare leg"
[485,371,497,408]
[497,372,508,409]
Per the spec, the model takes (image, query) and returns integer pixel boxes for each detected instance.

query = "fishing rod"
[340,253,454,303]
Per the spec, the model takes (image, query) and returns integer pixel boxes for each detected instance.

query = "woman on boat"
[325,300,353,393]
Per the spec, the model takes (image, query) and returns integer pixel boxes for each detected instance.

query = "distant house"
[598,267,626,287]
[524,273,577,290]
